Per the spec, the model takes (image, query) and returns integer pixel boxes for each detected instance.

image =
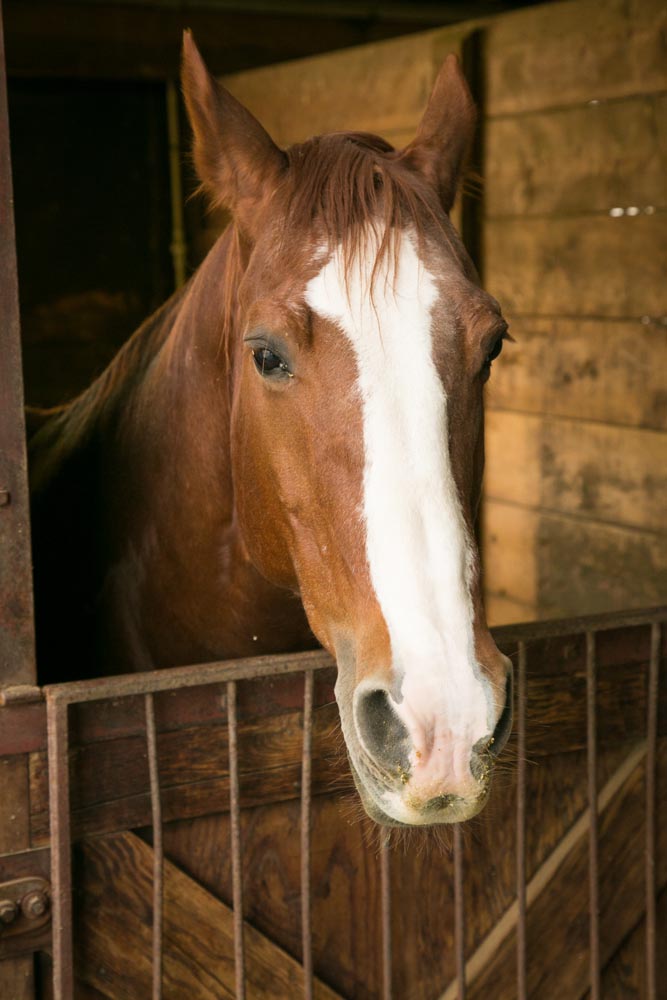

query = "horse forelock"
[281,132,454,283]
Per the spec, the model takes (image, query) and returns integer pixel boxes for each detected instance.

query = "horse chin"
[347,753,492,828]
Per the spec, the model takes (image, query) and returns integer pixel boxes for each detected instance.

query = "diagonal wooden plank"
[439,740,667,999]
[74,830,341,1000]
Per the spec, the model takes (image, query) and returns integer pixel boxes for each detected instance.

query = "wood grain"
[486,94,667,217]
[485,214,667,319]
[73,830,341,999]
[223,26,467,148]
[440,741,667,999]
[483,500,667,618]
[486,317,667,432]
[485,411,667,533]
[485,0,667,116]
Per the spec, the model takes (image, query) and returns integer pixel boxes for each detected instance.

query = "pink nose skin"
[404,716,482,802]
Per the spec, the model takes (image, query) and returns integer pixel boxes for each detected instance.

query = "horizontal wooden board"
[223,26,466,149]
[485,411,667,532]
[484,213,667,318]
[484,592,536,626]
[483,500,667,618]
[486,317,667,431]
[486,0,667,116]
[75,831,340,999]
[486,94,667,217]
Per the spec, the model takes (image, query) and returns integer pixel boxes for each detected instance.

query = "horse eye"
[252,347,292,378]
[486,336,504,366]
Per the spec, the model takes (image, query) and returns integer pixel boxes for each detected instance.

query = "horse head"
[182,33,512,826]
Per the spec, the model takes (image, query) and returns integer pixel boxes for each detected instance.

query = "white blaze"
[305,229,492,766]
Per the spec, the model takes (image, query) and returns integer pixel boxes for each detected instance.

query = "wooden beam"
[74,830,341,999]
[2,1,448,80]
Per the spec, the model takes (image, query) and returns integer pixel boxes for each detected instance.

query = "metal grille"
[34,609,663,999]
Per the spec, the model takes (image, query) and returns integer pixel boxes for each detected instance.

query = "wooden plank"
[440,741,667,999]
[597,887,667,1000]
[74,830,341,1000]
[486,317,667,432]
[486,0,667,116]
[0,958,33,1000]
[485,411,667,533]
[486,94,667,217]
[484,214,667,318]
[484,592,536,626]
[162,798,385,999]
[223,25,469,148]
[29,703,345,843]
[482,500,667,618]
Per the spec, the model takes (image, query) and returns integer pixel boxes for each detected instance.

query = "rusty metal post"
[645,622,660,1000]
[586,632,600,1000]
[300,670,314,1000]
[46,695,74,999]
[0,0,35,690]
[145,693,164,1000]
[380,829,392,1000]
[453,824,466,1000]
[516,641,527,1000]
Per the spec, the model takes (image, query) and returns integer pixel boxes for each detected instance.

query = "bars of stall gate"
[44,612,663,999]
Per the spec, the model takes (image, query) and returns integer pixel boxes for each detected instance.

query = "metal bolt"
[0,899,18,925]
[21,890,49,920]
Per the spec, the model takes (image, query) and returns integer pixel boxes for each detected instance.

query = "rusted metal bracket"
[0,877,51,943]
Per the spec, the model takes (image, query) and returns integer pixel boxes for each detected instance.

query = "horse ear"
[401,55,476,213]
[181,31,287,235]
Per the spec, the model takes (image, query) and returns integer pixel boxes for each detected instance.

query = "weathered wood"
[486,94,667,217]
[440,741,667,999]
[0,958,34,1000]
[485,0,667,116]
[29,703,346,843]
[73,830,341,999]
[486,317,667,432]
[223,26,468,148]
[483,500,667,618]
[485,592,536,627]
[484,214,667,319]
[485,411,667,533]
[596,887,667,1000]
[161,798,385,999]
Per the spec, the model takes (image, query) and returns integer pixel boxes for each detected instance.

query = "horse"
[29,32,513,827]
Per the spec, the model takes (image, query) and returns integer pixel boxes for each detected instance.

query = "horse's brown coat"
[29,34,511,824]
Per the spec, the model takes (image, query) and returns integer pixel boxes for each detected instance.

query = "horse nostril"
[489,673,513,758]
[355,688,411,775]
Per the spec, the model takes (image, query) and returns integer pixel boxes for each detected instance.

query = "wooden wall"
[223,0,667,626]
[480,0,667,623]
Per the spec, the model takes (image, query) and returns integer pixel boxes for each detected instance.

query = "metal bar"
[145,694,164,1000]
[380,829,392,1000]
[40,604,667,708]
[586,632,600,1000]
[453,824,466,1000]
[227,680,246,999]
[516,641,527,1000]
[300,671,314,1000]
[46,695,74,999]
[645,622,660,1000]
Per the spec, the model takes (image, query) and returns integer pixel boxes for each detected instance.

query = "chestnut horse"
[29,33,512,826]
